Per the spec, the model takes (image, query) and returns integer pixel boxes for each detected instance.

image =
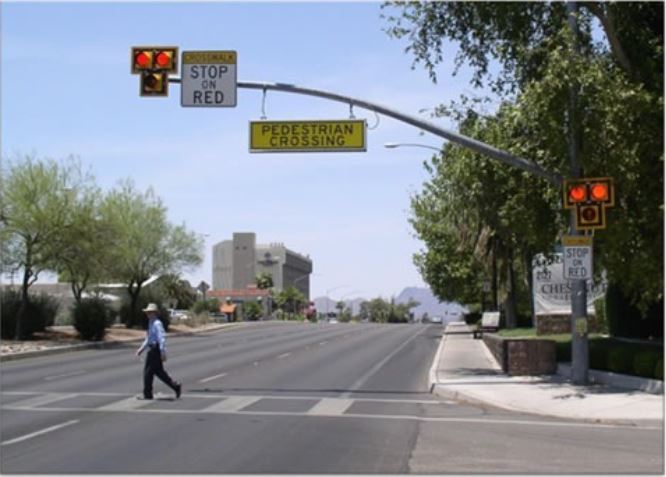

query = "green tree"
[1,155,93,338]
[100,180,204,327]
[385,1,663,314]
[54,185,117,304]
[159,274,196,310]
[275,286,306,319]
[255,272,274,290]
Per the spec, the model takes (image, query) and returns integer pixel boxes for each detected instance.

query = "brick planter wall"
[536,314,602,336]
[482,334,557,375]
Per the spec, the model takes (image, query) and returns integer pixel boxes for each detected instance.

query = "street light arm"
[167,78,562,186]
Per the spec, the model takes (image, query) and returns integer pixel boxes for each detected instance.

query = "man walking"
[136,303,182,400]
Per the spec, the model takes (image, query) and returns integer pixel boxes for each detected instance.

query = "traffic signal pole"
[567,1,588,385]
[168,77,562,187]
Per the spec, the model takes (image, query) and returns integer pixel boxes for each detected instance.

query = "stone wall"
[482,334,557,375]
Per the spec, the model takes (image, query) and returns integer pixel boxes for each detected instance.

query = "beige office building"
[212,232,313,299]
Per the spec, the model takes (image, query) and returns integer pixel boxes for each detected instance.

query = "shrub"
[243,301,263,321]
[73,297,114,341]
[632,351,660,379]
[589,340,611,370]
[1,290,59,339]
[607,347,634,374]
[654,359,663,380]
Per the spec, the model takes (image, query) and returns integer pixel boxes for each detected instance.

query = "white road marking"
[97,396,155,412]
[199,372,228,383]
[253,361,259,366]
[8,393,78,409]
[201,396,262,413]
[1,420,79,446]
[5,405,659,431]
[277,353,291,359]
[307,398,353,416]
[318,341,328,346]
[341,325,429,399]
[44,370,87,381]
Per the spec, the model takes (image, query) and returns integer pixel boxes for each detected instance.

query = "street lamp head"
[383,142,443,152]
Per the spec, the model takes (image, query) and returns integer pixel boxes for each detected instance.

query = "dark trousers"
[143,346,178,398]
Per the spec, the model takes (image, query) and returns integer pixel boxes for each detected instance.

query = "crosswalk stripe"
[201,396,262,413]
[307,398,353,416]
[98,396,155,411]
[8,393,78,409]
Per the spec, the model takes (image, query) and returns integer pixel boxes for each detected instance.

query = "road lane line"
[8,393,78,409]
[44,370,87,381]
[1,420,79,446]
[341,325,429,399]
[307,398,353,416]
[199,372,228,383]
[201,396,262,413]
[318,341,328,346]
[277,353,291,359]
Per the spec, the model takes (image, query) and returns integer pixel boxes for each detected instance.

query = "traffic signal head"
[563,177,614,231]
[140,71,168,96]
[577,204,604,228]
[131,46,178,74]
[563,177,614,208]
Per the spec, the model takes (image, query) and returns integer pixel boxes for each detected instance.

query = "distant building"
[212,232,313,299]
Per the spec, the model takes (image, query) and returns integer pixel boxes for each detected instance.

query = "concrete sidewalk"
[429,322,664,426]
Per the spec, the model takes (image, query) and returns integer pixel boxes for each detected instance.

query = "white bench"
[473,311,500,339]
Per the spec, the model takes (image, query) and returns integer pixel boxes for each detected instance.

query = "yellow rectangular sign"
[249,120,366,153]
[562,235,593,247]
[182,51,237,64]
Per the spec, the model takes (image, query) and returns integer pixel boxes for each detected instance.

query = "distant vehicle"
[168,309,189,320]
[422,315,443,324]
[327,318,339,324]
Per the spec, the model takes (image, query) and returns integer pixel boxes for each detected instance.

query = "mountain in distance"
[313,287,467,322]
[395,287,468,323]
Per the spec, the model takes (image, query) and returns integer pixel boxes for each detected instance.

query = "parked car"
[168,309,189,320]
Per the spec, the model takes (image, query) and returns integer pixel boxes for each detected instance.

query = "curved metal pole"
[169,78,562,186]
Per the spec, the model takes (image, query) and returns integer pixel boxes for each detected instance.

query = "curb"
[427,324,662,427]
[427,327,448,392]
[1,323,245,362]
[430,383,660,427]
[557,363,664,395]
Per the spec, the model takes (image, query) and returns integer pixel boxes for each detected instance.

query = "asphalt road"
[1,322,663,474]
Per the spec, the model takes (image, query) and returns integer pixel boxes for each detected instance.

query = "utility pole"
[567,1,589,385]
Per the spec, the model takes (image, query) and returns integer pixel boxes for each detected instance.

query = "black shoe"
[175,383,182,399]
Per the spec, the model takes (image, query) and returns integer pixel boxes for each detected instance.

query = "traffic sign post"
[181,51,237,107]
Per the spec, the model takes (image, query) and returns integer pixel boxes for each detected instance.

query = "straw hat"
[142,303,159,313]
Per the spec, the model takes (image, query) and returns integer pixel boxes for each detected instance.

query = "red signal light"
[590,183,609,202]
[134,51,152,69]
[155,51,172,68]
[569,184,587,203]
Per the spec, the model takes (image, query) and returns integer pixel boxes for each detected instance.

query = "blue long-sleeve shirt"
[138,318,167,356]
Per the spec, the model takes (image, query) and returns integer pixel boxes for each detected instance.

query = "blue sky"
[2,1,482,301]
